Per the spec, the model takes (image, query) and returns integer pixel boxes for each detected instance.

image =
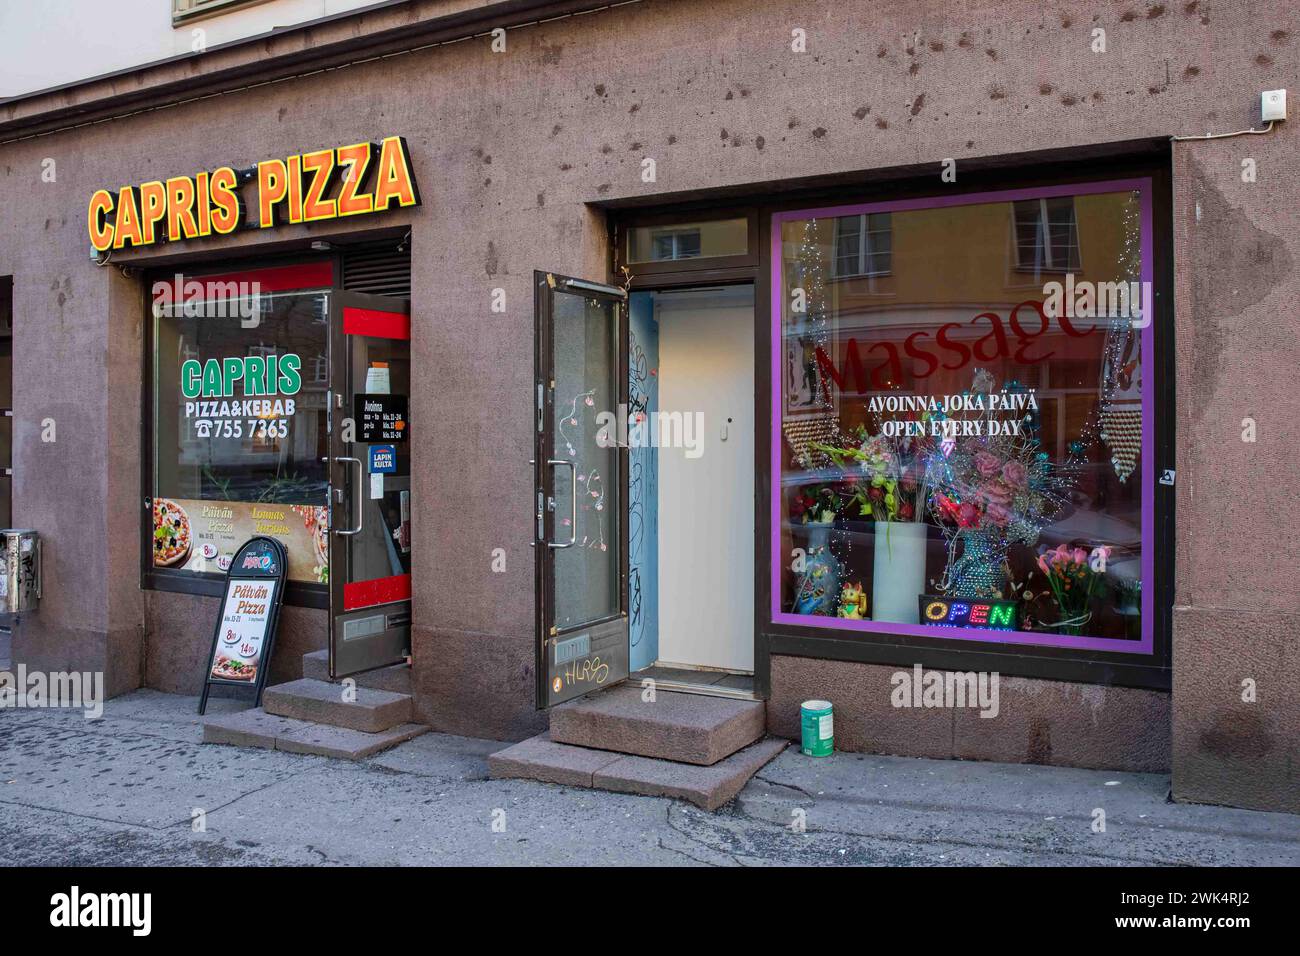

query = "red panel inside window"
[153,261,333,302]
[343,573,411,611]
[342,306,410,341]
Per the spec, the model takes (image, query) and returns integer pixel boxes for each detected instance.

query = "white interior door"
[656,285,754,671]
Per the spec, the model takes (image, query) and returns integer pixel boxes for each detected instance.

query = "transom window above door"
[627,217,749,264]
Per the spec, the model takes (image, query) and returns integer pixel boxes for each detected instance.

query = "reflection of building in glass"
[783,192,1139,461]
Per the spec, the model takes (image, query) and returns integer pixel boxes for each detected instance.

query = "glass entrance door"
[534,272,629,707]
[326,291,413,677]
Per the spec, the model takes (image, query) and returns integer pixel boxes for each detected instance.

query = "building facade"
[1,0,1296,814]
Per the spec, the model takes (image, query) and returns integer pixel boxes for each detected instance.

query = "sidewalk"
[1,690,1296,866]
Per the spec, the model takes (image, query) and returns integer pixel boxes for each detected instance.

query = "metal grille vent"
[341,245,412,298]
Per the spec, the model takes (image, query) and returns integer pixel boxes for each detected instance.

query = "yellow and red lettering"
[257,159,288,228]
[87,189,115,252]
[373,136,419,211]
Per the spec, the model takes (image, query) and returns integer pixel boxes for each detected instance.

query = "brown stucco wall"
[2,0,1296,807]
[142,592,325,695]
[1170,138,1300,813]
[770,655,1171,772]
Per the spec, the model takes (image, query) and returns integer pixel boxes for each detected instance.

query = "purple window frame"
[769,178,1156,655]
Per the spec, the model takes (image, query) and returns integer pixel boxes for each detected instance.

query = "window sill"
[765,625,1170,691]
[143,568,328,609]
[173,0,274,27]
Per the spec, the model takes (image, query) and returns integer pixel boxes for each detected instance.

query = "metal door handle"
[547,458,576,549]
[335,456,364,536]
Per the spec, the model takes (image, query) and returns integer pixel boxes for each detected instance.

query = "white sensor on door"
[1262,89,1287,122]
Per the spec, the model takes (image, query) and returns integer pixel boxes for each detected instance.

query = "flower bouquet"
[1036,543,1111,634]
[804,425,932,623]
[789,484,840,525]
[808,428,927,525]
[926,372,1071,599]
[788,484,843,616]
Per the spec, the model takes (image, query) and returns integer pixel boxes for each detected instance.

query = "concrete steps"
[549,685,765,765]
[203,707,426,760]
[491,687,781,810]
[262,677,412,733]
[202,652,422,760]
[301,649,412,696]
[489,732,787,811]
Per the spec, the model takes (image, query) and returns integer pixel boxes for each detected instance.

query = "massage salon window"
[772,180,1156,657]
[148,262,333,601]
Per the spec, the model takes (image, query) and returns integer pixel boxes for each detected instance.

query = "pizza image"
[314,518,329,566]
[291,504,330,565]
[211,654,257,683]
[152,498,192,567]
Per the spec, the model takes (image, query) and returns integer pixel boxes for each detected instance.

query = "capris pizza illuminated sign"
[87,136,420,252]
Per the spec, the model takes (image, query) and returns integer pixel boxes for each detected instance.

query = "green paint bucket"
[800,700,834,757]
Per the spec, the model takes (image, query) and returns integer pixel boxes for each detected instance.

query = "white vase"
[872,521,929,623]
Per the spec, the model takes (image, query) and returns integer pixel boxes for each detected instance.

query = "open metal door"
[534,272,629,707]
[326,291,413,678]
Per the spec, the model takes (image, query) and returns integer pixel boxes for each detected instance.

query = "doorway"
[326,291,413,677]
[628,283,755,695]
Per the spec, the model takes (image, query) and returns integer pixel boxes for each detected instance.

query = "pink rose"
[973,452,1001,478]
[1040,544,1071,574]
[980,481,1012,507]
[958,502,980,527]
[986,502,1012,527]
[1001,460,1028,490]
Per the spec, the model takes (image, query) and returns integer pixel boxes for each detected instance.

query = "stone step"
[489,733,788,811]
[301,649,412,696]
[549,685,765,765]
[203,707,426,760]
[262,678,412,732]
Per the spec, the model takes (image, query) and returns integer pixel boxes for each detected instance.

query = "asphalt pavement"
[1,689,1296,866]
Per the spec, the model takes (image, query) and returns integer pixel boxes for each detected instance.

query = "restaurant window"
[150,267,331,589]
[774,180,1154,656]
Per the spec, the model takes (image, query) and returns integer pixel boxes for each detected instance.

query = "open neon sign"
[918,595,1017,630]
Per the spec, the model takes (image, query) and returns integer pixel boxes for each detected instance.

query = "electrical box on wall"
[0,529,41,614]
[1262,89,1287,122]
